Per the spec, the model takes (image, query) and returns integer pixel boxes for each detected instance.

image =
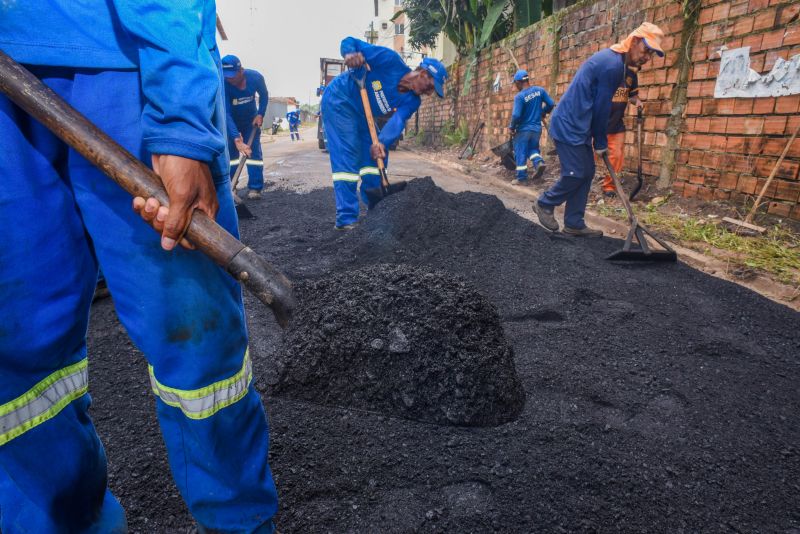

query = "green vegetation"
[596,201,800,286]
[440,119,470,146]
[394,0,515,55]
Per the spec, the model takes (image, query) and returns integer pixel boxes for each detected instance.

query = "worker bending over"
[321,36,447,230]
[508,69,554,186]
[223,55,269,199]
[602,64,642,196]
[0,2,278,532]
[287,108,301,141]
[534,22,664,236]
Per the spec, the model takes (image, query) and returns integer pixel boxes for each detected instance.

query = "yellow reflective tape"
[332,173,360,182]
[0,359,88,446]
[0,359,87,417]
[516,166,528,171]
[359,166,380,176]
[230,159,241,165]
[148,350,252,420]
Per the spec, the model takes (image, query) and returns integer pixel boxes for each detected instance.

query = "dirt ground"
[88,129,800,532]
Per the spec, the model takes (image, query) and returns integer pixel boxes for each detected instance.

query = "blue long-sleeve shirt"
[339,37,420,147]
[549,48,626,150]
[286,110,301,125]
[509,86,555,133]
[224,69,269,139]
[0,1,227,167]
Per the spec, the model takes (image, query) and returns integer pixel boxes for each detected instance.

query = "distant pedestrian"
[223,55,269,199]
[508,69,554,186]
[533,22,664,236]
[287,108,302,141]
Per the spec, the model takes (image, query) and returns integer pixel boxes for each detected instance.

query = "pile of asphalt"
[87,177,800,533]
[272,263,525,426]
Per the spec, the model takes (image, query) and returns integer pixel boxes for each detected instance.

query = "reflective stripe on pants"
[0,359,88,446]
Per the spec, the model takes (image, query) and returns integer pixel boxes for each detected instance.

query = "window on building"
[395,23,404,35]
[395,0,403,5]
[382,22,388,29]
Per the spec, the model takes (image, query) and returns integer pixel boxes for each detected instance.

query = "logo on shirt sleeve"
[372,81,383,91]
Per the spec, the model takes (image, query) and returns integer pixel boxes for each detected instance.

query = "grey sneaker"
[247,189,262,200]
[334,223,357,231]
[533,201,559,231]
[511,179,528,186]
[563,225,603,237]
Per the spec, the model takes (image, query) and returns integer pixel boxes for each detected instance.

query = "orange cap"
[610,22,665,57]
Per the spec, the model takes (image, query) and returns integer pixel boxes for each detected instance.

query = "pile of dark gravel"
[271,263,525,426]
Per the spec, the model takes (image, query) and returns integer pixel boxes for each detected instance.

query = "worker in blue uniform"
[0,2,278,533]
[321,37,448,229]
[533,22,664,236]
[508,69,555,186]
[223,55,269,200]
[286,109,301,141]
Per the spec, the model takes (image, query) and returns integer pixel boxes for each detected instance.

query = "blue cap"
[420,57,448,98]
[221,55,242,78]
[513,69,529,82]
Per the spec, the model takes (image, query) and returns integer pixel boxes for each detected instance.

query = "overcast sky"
[217,0,375,106]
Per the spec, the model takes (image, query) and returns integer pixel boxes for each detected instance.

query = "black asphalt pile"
[272,263,525,426]
[87,177,800,533]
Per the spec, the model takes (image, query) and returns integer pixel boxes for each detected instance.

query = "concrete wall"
[414,0,800,220]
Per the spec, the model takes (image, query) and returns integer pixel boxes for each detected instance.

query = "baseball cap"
[221,55,242,78]
[420,57,448,98]
[636,22,665,57]
[513,69,529,82]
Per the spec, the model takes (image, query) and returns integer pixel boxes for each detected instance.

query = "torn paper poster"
[715,46,800,98]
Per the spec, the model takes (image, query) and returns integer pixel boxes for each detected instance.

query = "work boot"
[603,189,616,198]
[334,223,357,231]
[511,179,528,186]
[92,279,110,302]
[563,225,603,237]
[533,201,559,232]
[532,162,546,180]
[247,189,262,200]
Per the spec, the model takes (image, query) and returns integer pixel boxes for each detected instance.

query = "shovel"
[629,107,644,201]
[230,128,257,220]
[601,152,677,262]
[354,68,407,209]
[0,50,294,327]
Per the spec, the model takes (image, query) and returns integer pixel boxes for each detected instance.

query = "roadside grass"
[596,201,800,286]
[441,120,470,147]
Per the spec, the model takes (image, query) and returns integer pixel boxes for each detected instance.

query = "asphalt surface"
[87,131,800,532]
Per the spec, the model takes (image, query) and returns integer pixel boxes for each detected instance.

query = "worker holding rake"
[533,22,664,235]
[320,36,447,230]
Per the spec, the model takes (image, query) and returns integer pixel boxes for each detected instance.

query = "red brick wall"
[414,0,800,219]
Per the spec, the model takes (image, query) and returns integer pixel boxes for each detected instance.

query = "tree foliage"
[395,0,515,56]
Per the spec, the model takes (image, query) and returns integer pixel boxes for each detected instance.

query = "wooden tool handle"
[355,66,390,186]
[231,127,258,187]
[745,122,800,224]
[0,50,294,326]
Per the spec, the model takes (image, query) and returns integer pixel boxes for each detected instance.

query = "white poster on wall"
[715,46,800,98]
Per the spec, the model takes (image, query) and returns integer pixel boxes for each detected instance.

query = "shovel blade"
[606,248,677,262]
[364,180,407,209]
[235,203,257,220]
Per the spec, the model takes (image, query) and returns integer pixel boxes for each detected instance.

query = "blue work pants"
[321,82,386,228]
[229,122,264,191]
[0,66,277,534]
[538,141,595,229]
[513,130,543,180]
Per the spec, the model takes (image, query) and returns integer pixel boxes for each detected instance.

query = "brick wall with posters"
[413,0,800,220]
